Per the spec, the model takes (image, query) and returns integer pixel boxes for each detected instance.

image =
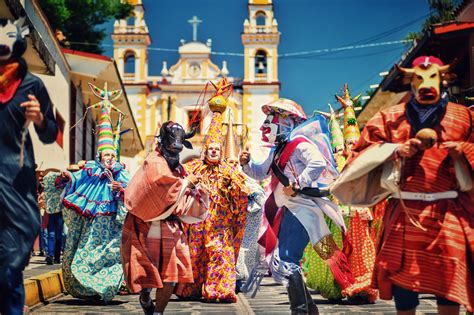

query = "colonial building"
[112,0,280,161]
[1,0,144,171]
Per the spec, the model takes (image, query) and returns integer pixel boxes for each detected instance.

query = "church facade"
[112,0,280,161]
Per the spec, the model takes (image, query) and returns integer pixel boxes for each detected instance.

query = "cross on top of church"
[187,15,202,42]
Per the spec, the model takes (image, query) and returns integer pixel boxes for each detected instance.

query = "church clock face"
[188,62,201,77]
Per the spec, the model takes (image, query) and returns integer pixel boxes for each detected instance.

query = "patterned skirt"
[62,205,126,302]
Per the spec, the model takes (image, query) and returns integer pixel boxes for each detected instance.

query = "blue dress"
[59,160,130,302]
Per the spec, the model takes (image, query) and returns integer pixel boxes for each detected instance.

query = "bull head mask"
[158,121,196,169]
[396,56,452,105]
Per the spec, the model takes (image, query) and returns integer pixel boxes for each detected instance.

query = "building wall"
[30,64,71,169]
[243,86,277,161]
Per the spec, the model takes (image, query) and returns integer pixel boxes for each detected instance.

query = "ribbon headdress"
[87,82,126,159]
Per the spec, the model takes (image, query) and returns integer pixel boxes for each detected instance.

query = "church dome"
[179,41,211,55]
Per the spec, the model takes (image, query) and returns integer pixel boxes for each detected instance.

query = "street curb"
[24,269,64,307]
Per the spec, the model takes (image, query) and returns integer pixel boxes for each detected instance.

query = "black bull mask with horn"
[158,121,197,170]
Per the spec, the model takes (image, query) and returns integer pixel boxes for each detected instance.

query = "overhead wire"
[279,13,427,59]
[67,13,426,60]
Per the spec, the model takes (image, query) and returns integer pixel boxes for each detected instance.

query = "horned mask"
[396,56,452,105]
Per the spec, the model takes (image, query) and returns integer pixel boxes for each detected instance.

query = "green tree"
[39,0,132,54]
[405,0,458,43]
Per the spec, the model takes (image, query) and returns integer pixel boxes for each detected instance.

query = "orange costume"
[334,85,377,302]
[176,78,250,302]
[121,150,208,292]
[332,57,474,312]
[350,102,474,311]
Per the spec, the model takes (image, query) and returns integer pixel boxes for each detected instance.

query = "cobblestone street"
[30,276,444,315]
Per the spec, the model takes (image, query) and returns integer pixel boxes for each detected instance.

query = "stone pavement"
[30,276,446,314]
[24,255,62,279]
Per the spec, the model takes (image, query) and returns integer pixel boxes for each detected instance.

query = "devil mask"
[0,17,29,62]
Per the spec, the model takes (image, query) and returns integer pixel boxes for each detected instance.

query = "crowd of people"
[1,15,473,315]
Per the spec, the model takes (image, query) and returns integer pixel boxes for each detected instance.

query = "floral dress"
[177,160,249,302]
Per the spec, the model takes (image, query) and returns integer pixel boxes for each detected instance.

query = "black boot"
[304,286,319,315]
[286,271,309,314]
[45,256,54,265]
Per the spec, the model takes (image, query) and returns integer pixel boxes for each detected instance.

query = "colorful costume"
[223,114,266,286]
[335,85,377,302]
[242,99,353,314]
[121,121,208,314]
[0,18,57,314]
[57,83,130,302]
[332,56,474,312]
[177,78,250,302]
[302,104,345,300]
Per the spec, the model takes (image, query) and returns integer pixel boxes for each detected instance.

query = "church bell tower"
[242,0,280,159]
[112,0,151,139]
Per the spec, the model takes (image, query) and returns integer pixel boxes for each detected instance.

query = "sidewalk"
[24,255,61,279]
[24,255,64,310]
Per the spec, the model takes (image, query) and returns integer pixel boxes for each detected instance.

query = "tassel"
[326,250,355,290]
[239,263,268,298]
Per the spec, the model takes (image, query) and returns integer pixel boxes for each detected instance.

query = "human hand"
[239,145,251,165]
[282,182,297,197]
[111,181,123,191]
[186,173,200,188]
[397,138,422,158]
[20,95,44,128]
[441,141,464,159]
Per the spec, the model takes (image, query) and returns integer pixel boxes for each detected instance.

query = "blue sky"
[103,0,435,113]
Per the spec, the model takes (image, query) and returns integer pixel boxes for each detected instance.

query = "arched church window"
[255,11,266,26]
[124,52,136,75]
[255,50,267,75]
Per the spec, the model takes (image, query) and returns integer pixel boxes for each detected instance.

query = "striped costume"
[121,151,208,292]
[349,102,474,312]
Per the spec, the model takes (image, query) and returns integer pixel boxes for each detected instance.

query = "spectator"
[43,168,63,265]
